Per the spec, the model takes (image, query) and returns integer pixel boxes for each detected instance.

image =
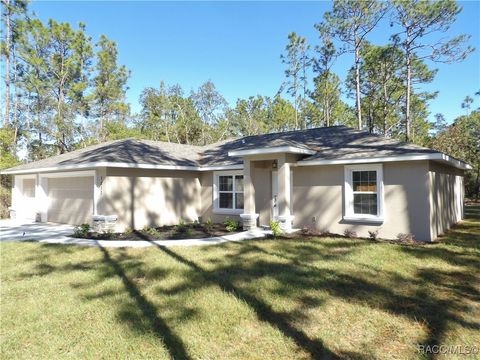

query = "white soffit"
[297,153,471,170]
[228,146,316,157]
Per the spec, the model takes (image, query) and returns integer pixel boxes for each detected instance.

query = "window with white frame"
[344,164,384,222]
[214,171,244,213]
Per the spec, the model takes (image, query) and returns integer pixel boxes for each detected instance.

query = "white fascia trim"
[298,153,471,170]
[1,162,244,175]
[200,164,244,171]
[228,146,316,157]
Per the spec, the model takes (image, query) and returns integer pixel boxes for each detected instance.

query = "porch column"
[277,155,293,231]
[240,158,259,230]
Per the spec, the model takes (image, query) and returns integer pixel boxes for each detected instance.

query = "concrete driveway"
[0,219,75,242]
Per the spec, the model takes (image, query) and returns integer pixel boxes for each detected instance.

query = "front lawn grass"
[1,207,479,359]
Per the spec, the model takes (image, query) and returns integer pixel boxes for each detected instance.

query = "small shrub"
[124,227,133,234]
[368,230,379,241]
[224,217,239,232]
[142,226,160,237]
[176,219,187,233]
[203,218,214,234]
[73,223,90,238]
[270,220,282,239]
[397,233,414,242]
[343,229,357,238]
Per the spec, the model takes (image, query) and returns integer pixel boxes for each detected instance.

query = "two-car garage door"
[47,176,94,225]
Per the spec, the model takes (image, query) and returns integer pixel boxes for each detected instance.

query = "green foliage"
[322,0,389,129]
[139,82,204,145]
[203,218,214,234]
[432,109,480,198]
[280,32,310,130]
[269,220,282,239]
[0,128,20,218]
[73,223,90,238]
[223,217,239,232]
[391,0,473,141]
[90,35,130,142]
[176,219,187,233]
[142,226,160,237]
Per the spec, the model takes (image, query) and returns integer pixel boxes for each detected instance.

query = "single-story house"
[2,126,470,241]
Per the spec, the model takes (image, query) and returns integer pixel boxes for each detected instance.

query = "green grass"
[1,207,479,359]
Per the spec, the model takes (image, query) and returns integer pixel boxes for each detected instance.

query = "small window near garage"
[344,164,383,222]
[214,171,244,214]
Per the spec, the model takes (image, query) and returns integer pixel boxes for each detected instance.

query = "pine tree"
[323,0,388,130]
[391,0,473,141]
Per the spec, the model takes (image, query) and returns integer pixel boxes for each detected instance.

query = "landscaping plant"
[224,217,239,232]
[73,224,90,238]
[270,220,282,239]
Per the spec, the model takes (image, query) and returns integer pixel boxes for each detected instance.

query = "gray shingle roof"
[200,126,438,166]
[5,138,203,171]
[3,126,451,173]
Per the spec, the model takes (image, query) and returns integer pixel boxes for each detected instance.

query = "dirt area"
[75,223,240,241]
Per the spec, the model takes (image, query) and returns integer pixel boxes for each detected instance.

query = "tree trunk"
[475,161,480,200]
[383,81,388,136]
[405,32,412,142]
[4,0,11,128]
[354,37,362,130]
[12,44,19,152]
[325,76,330,127]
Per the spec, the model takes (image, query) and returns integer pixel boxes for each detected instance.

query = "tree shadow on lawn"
[144,230,479,359]
[95,245,191,360]
[15,207,479,360]
[16,244,193,360]
[399,205,480,273]
[145,243,478,360]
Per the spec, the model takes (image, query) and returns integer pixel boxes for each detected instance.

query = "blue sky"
[31,1,480,123]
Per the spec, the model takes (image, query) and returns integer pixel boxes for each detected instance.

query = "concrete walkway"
[0,219,266,247]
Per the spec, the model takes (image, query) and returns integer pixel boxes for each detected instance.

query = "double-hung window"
[214,171,244,214]
[344,164,384,222]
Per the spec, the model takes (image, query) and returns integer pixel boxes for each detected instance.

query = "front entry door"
[272,170,278,219]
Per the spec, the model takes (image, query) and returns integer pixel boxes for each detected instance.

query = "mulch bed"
[77,223,239,241]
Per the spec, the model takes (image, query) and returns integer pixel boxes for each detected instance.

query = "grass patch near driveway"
[1,207,479,359]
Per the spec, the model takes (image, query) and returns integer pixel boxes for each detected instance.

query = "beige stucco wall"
[292,161,432,241]
[429,161,464,240]
[103,168,201,231]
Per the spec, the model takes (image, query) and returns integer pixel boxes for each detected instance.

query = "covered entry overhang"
[228,146,315,230]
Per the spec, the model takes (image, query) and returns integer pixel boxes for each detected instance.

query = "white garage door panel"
[48,177,94,225]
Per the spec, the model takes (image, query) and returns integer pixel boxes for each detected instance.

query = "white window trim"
[213,170,244,215]
[344,164,384,223]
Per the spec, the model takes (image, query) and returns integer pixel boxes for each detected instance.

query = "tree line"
[1,0,478,199]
